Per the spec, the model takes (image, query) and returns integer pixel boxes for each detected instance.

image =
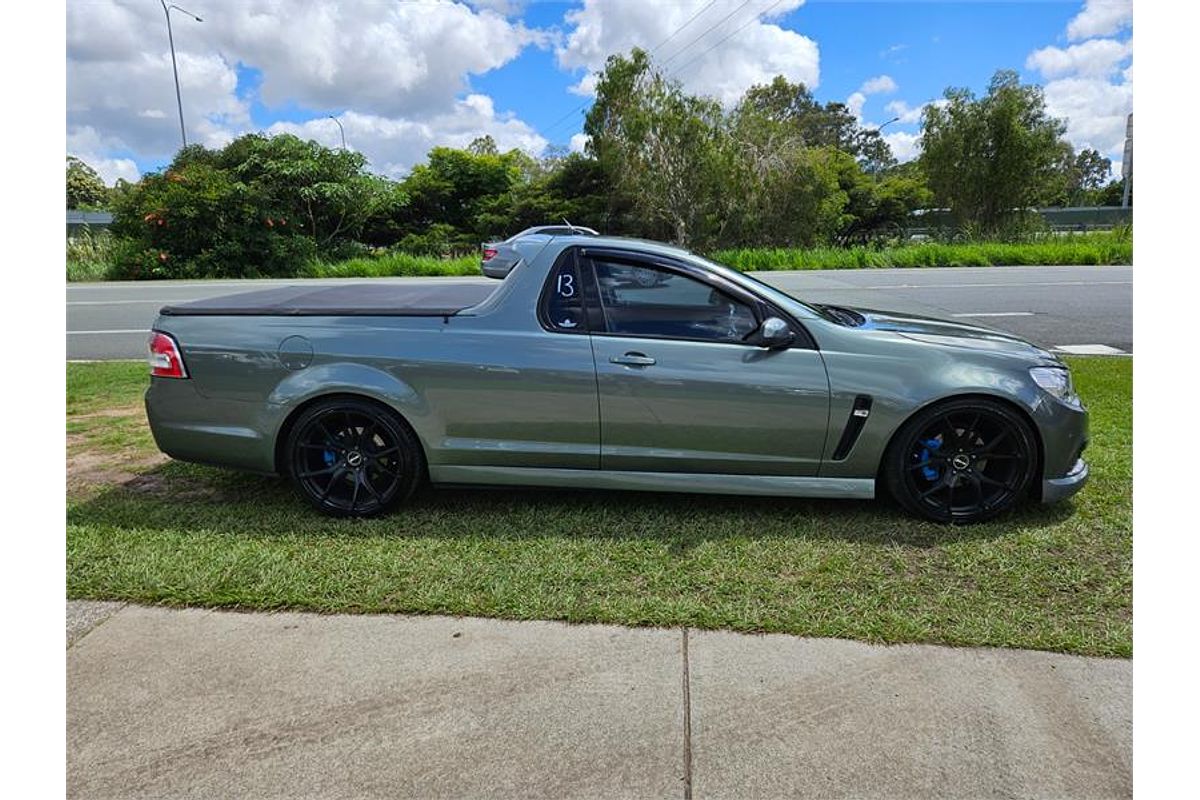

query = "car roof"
[520,233,694,260]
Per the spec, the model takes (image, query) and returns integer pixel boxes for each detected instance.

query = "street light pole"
[877,116,901,132]
[160,1,203,149]
[328,115,346,150]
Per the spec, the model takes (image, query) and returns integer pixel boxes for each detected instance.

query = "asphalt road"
[66,265,1132,360]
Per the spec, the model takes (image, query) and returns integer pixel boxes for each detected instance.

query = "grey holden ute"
[145,232,1088,523]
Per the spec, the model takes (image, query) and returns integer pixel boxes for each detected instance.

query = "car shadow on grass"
[67,458,1079,550]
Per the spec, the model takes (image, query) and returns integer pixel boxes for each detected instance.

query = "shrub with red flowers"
[109,134,397,279]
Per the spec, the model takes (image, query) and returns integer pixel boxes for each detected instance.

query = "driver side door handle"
[610,352,656,367]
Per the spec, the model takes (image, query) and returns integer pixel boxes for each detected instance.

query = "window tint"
[592,261,757,343]
[542,255,587,332]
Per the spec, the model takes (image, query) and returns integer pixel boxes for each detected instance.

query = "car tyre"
[883,398,1038,524]
[285,397,425,518]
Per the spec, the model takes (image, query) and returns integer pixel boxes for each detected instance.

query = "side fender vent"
[831,395,873,461]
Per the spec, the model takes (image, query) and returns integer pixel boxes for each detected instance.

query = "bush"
[66,229,118,281]
[109,135,397,279]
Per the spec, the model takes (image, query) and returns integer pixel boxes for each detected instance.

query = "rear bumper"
[145,378,278,474]
[1041,457,1089,504]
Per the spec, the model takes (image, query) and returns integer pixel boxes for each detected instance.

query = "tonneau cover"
[159,282,496,317]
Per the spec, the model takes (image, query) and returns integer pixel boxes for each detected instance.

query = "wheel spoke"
[919,479,948,501]
[349,472,361,511]
[978,429,1010,455]
[360,472,383,504]
[316,421,341,449]
[300,442,342,453]
[961,413,981,446]
[976,472,1011,489]
[968,473,984,505]
[298,466,337,479]
[319,467,347,502]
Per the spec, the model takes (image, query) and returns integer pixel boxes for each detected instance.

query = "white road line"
[1053,344,1128,355]
[860,280,1131,290]
[66,329,147,335]
[950,312,1035,318]
[67,299,172,306]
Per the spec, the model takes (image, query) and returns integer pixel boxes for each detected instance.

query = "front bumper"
[1041,457,1089,504]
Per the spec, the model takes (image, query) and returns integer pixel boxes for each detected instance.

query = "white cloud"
[883,131,921,163]
[67,126,141,185]
[884,98,944,125]
[267,97,548,179]
[569,133,591,154]
[1026,39,1132,78]
[1025,1,1132,161]
[845,92,866,120]
[859,75,897,95]
[67,0,550,175]
[557,0,817,107]
[1042,75,1133,156]
[570,72,601,98]
[1066,0,1132,41]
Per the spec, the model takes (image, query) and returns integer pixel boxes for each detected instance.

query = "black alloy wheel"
[885,398,1037,524]
[286,398,424,517]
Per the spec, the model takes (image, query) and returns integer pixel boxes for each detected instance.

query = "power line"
[649,0,720,54]
[658,0,755,68]
[542,0,768,140]
[541,1,729,138]
[669,0,789,80]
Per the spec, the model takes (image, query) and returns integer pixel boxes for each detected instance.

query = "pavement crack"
[682,626,693,800]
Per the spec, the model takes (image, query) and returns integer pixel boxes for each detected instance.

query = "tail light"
[482,247,498,261]
[148,331,188,378]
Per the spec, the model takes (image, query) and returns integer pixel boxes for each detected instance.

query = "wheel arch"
[876,391,1046,496]
[272,391,429,478]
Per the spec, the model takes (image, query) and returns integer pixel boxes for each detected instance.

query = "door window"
[591,260,757,343]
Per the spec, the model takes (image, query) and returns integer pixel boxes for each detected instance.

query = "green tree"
[66,156,109,209]
[741,77,895,173]
[584,48,728,247]
[920,70,1069,229]
[109,134,394,278]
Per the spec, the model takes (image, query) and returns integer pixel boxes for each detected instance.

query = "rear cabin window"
[542,256,587,332]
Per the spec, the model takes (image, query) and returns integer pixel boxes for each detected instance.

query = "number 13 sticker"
[557,272,576,298]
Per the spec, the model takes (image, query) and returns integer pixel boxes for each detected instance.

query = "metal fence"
[67,210,114,238]
[908,206,1132,237]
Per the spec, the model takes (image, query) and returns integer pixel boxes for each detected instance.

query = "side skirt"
[429,466,875,499]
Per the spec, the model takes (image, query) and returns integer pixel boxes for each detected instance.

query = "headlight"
[1030,366,1081,408]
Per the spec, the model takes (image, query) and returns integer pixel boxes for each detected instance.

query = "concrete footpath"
[67,602,1131,800]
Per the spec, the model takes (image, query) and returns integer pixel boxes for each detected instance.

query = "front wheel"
[883,398,1038,524]
[285,398,424,517]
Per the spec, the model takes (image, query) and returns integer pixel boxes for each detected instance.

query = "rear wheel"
[884,398,1037,524]
[285,398,424,517]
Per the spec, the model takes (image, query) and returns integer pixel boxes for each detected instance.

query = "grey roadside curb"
[67,601,1131,799]
[66,599,126,647]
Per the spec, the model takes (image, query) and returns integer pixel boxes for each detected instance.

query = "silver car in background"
[482,224,598,278]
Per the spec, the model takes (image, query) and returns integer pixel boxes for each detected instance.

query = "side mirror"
[758,316,795,349]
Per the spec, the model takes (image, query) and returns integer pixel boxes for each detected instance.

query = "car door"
[414,248,600,470]
[583,252,830,477]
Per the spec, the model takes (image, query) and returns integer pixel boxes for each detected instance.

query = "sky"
[66,0,1133,185]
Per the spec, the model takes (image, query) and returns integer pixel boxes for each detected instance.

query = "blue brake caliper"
[919,438,942,481]
[322,449,337,467]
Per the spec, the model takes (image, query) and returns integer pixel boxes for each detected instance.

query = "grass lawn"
[66,357,1131,657]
